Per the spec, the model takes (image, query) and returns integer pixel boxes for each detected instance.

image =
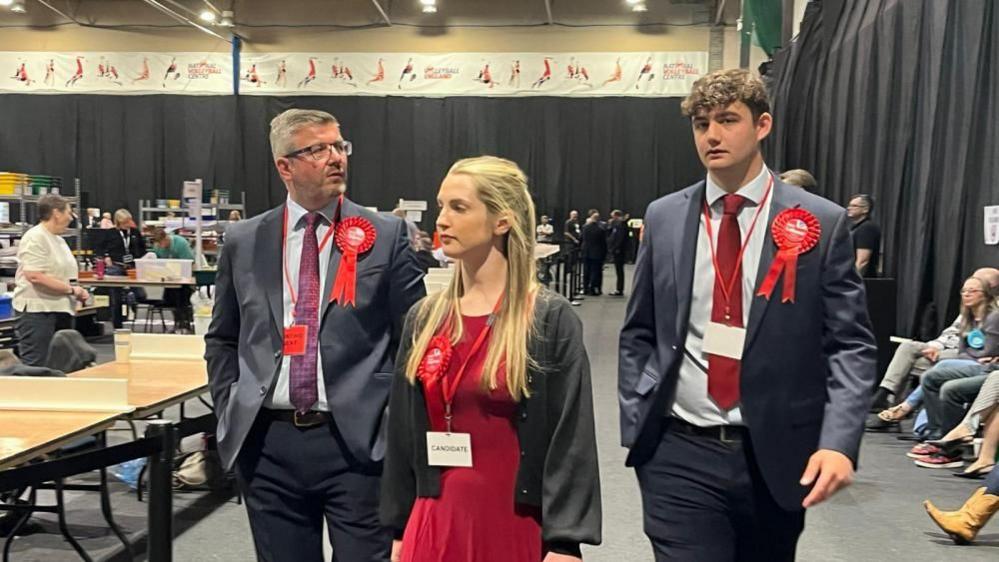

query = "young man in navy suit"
[618,69,876,560]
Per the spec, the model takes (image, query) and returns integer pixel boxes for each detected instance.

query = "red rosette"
[756,208,821,303]
[330,217,377,307]
[417,334,453,383]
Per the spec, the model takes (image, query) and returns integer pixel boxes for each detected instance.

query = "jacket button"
[520,412,527,420]
[259,385,267,395]
[520,450,525,457]
[521,489,528,495]
[671,345,678,350]
[274,350,282,359]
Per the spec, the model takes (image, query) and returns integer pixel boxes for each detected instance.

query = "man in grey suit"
[618,69,876,560]
[205,109,425,561]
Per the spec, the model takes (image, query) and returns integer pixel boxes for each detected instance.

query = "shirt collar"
[705,165,772,208]
[286,196,337,230]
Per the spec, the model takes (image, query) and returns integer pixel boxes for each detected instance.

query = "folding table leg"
[2,487,35,562]
[54,478,92,561]
[96,433,132,557]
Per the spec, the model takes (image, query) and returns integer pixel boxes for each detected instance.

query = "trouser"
[614,255,626,293]
[986,465,999,495]
[236,412,389,562]
[879,341,958,395]
[921,359,988,438]
[164,286,194,328]
[636,419,805,561]
[15,311,72,367]
[584,258,604,293]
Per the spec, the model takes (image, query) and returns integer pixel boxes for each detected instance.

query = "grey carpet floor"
[5,265,997,560]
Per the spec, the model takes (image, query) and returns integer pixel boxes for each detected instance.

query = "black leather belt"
[266,409,331,428]
[669,417,747,443]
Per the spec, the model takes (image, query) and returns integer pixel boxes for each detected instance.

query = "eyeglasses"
[284,140,352,161]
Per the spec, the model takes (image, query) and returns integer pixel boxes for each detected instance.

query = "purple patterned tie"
[290,212,321,413]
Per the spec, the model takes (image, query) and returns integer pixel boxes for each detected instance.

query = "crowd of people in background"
[863,266,999,543]
[542,207,633,298]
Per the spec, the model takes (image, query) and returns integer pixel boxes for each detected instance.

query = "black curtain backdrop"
[766,0,999,335]
[0,94,704,233]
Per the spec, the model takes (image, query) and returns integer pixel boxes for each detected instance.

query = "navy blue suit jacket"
[618,178,877,510]
[206,197,426,470]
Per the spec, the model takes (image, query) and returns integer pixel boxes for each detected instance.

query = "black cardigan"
[96,227,146,266]
[380,289,602,556]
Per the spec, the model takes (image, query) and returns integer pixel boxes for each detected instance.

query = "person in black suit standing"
[563,210,583,295]
[97,209,146,271]
[607,210,630,296]
[95,208,147,328]
[580,209,607,296]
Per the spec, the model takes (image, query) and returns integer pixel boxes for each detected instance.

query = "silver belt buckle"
[719,425,738,443]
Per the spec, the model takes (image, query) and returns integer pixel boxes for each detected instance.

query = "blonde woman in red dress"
[382,156,602,561]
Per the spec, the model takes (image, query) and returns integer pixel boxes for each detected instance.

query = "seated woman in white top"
[13,193,90,366]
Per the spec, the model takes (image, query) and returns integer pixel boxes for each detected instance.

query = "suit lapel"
[259,205,286,339]
[745,181,791,350]
[673,182,705,339]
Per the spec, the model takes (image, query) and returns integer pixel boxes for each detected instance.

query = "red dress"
[402,314,543,562]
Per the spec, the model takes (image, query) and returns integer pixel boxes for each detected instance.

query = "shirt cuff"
[545,541,582,557]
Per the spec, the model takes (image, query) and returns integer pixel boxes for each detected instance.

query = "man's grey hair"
[269,109,339,160]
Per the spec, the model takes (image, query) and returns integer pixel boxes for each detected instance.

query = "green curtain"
[745,0,783,56]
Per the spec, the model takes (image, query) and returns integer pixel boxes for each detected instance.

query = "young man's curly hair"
[681,69,771,120]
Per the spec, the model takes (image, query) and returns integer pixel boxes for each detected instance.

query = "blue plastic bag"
[110,458,146,489]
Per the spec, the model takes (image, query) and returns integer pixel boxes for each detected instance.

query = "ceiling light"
[0,0,13,7]
[419,0,436,5]
[218,10,234,27]
[10,0,25,13]
[626,0,642,4]
[422,5,437,13]
[632,3,648,12]
[199,9,216,23]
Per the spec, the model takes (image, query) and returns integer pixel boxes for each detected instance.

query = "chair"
[134,286,172,333]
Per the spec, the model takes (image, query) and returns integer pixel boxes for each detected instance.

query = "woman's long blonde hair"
[404,156,539,400]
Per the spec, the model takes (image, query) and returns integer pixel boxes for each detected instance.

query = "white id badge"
[703,322,746,360]
[426,432,473,467]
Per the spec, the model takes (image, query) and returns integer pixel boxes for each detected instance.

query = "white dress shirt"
[672,166,774,426]
[264,196,338,411]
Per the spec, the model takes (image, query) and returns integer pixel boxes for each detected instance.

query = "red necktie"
[708,194,746,410]
[290,212,320,413]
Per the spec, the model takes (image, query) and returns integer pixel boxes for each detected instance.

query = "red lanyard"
[281,195,343,305]
[701,174,773,320]
[440,296,504,432]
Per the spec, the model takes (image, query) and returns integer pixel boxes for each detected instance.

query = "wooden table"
[0,410,120,470]
[71,360,208,418]
[0,359,208,559]
[78,275,195,289]
[0,359,206,468]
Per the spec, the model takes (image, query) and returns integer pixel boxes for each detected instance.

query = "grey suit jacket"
[618,179,877,510]
[205,198,426,470]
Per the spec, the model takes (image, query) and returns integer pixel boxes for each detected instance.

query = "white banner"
[0,51,232,95]
[239,52,707,97]
[0,51,706,97]
[985,205,999,245]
